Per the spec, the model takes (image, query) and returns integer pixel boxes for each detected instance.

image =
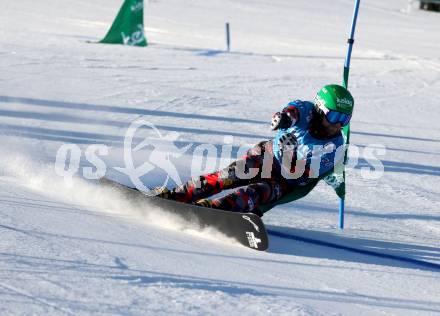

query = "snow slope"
[1,0,440,314]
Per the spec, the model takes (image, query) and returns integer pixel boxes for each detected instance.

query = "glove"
[278,132,298,158]
[271,112,292,130]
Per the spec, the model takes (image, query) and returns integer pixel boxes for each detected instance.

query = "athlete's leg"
[197,180,284,215]
[156,141,274,203]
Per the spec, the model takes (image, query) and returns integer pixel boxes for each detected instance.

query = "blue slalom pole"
[339,0,361,229]
[343,0,361,88]
[339,198,345,229]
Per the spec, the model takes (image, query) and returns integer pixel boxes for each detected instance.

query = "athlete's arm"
[270,104,300,130]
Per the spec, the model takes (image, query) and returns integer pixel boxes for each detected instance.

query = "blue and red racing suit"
[162,100,345,215]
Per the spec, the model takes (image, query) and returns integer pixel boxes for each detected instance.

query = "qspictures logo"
[114,118,192,194]
[54,116,386,190]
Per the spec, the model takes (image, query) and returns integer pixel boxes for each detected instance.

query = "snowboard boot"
[195,198,213,208]
[153,186,173,199]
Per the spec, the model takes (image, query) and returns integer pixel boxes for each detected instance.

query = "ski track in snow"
[1,0,440,315]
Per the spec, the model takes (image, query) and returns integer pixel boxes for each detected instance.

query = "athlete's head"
[310,84,354,138]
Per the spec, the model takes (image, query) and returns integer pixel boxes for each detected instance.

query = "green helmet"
[315,84,354,115]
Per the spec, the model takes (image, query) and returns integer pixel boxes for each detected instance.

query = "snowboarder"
[155,84,354,216]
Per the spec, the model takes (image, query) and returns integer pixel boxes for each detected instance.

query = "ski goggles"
[314,102,351,127]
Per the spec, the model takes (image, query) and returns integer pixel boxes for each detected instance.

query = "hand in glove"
[278,132,298,157]
[271,112,292,130]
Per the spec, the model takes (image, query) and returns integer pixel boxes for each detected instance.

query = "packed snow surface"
[1,0,439,315]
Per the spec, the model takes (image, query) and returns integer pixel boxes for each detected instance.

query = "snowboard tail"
[99,178,269,251]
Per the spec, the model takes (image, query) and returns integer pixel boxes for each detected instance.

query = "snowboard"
[99,178,269,251]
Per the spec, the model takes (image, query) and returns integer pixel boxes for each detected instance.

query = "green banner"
[99,0,147,47]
